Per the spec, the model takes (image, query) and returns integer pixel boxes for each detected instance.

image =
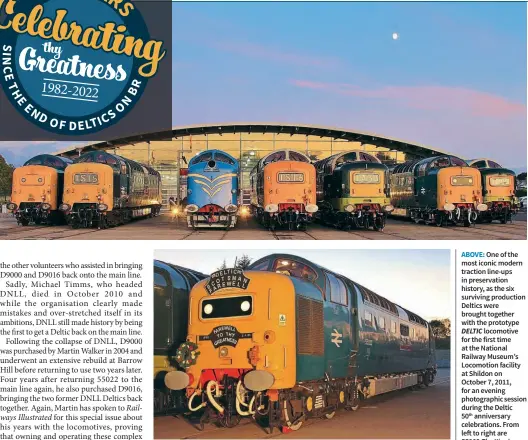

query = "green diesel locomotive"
[390,155,487,226]
[468,159,519,224]
[314,151,392,231]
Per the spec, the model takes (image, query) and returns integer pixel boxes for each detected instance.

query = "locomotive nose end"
[243,370,275,391]
[165,371,193,390]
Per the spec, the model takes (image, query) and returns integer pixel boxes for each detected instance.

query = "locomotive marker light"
[305,204,319,213]
[265,204,279,213]
[443,203,456,211]
[185,204,199,213]
[41,203,51,211]
[164,370,192,391]
[243,370,275,392]
[240,206,250,216]
[225,204,238,213]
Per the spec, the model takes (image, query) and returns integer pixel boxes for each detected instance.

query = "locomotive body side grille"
[296,296,324,355]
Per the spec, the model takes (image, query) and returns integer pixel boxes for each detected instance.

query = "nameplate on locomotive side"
[199,325,252,347]
[205,269,250,295]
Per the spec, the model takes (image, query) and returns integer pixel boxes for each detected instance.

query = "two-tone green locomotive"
[468,159,519,224]
[390,155,488,226]
[314,151,393,231]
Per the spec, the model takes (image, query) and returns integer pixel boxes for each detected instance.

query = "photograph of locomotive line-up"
[153,249,451,439]
[0,1,526,241]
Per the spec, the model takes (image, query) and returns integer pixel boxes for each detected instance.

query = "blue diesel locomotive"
[184,150,240,228]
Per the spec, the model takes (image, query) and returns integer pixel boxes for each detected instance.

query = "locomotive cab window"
[471,160,486,169]
[400,324,409,337]
[364,310,373,327]
[391,321,397,334]
[359,152,379,163]
[336,152,357,167]
[378,316,385,330]
[488,161,501,169]
[430,157,450,169]
[215,153,235,165]
[326,272,348,305]
[201,295,253,319]
[263,151,286,165]
[273,259,317,283]
[450,157,467,167]
[250,259,271,271]
[190,152,213,166]
[289,151,309,163]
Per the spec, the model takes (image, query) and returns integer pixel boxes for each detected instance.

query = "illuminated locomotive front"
[314,151,392,231]
[166,254,437,432]
[8,154,72,226]
[390,155,487,226]
[60,151,162,228]
[468,159,519,223]
[250,150,318,230]
[184,150,240,228]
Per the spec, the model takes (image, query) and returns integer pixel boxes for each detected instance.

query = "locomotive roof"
[467,158,508,170]
[314,151,381,174]
[248,253,427,321]
[468,158,516,176]
[188,149,238,168]
[479,167,516,176]
[391,154,468,174]
[154,260,208,283]
[74,151,160,176]
[397,306,428,327]
[24,154,73,170]
[250,149,311,175]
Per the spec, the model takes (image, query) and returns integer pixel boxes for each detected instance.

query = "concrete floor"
[0,212,525,240]
[154,369,451,439]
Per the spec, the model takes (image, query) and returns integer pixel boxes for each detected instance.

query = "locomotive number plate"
[74,173,99,184]
[278,172,304,183]
[353,173,380,184]
[490,177,510,187]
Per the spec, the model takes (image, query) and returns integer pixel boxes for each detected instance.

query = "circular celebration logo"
[0,0,166,135]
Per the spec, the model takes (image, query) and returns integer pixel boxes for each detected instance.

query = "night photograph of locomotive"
[0,1,525,241]
[153,249,451,439]
[3,148,523,240]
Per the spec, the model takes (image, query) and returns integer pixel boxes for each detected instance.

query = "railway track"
[270,229,317,240]
[3,226,104,240]
[0,215,525,240]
